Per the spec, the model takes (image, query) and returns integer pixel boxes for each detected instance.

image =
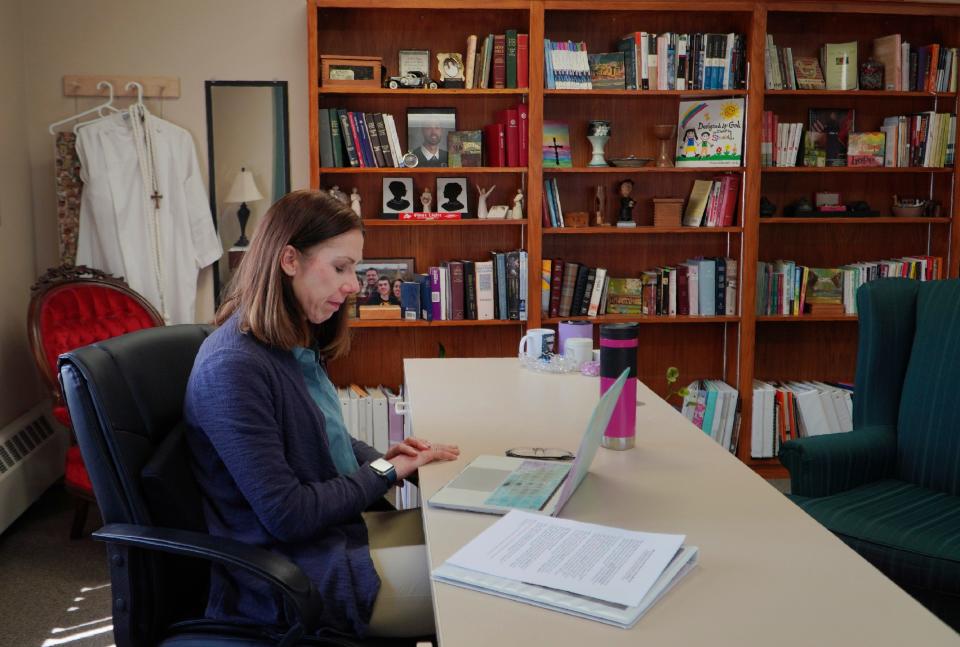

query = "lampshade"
[224,167,264,203]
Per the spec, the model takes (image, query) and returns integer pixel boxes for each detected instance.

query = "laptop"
[428,369,628,516]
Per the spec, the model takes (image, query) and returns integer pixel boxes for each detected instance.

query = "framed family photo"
[355,258,416,307]
[407,107,457,168]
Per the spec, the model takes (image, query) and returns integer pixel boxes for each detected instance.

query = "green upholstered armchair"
[780,278,960,630]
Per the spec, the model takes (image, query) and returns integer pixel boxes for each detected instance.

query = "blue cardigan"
[183,314,389,637]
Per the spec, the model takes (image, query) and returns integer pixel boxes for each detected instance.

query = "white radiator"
[0,401,69,534]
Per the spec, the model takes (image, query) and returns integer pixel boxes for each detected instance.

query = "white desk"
[404,358,957,646]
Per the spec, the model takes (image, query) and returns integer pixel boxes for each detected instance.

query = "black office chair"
[58,325,420,647]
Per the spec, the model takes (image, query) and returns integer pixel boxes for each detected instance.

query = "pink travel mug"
[600,323,638,450]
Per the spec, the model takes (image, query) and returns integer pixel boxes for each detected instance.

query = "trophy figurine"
[653,124,676,168]
[587,120,611,167]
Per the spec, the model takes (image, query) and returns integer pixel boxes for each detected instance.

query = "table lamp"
[224,167,263,247]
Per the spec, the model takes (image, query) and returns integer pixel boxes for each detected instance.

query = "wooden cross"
[151,190,163,209]
[549,137,563,165]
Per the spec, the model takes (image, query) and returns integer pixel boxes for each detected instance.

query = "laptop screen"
[552,368,629,515]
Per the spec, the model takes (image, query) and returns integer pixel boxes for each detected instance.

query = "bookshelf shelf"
[764,90,956,98]
[544,226,743,235]
[318,167,527,174]
[348,319,525,328]
[545,166,746,174]
[760,217,950,225]
[545,89,748,98]
[319,88,529,96]
[364,219,529,227]
[761,167,953,174]
[757,315,858,322]
[542,315,740,325]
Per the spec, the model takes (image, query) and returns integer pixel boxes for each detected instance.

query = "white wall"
[22,0,310,324]
[0,0,47,426]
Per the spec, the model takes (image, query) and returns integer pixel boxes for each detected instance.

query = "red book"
[516,102,529,166]
[717,174,740,227]
[496,108,519,167]
[541,193,550,227]
[493,34,507,89]
[676,265,689,316]
[484,123,506,167]
[548,259,565,318]
[517,33,529,88]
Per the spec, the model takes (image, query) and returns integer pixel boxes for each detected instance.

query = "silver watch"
[370,458,397,484]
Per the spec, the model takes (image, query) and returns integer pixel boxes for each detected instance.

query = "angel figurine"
[510,188,524,219]
[350,187,361,217]
[328,185,348,205]
[477,184,496,219]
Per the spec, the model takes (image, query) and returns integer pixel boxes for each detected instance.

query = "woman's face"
[283,229,363,324]
[392,280,402,298]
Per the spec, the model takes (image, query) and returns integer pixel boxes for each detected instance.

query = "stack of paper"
[432,510,698,628]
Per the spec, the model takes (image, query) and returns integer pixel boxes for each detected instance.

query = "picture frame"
[355,258,416,307]
[406,107,457,168]
[320,55,383,88]
[436,177,469,217]
[399,49,430,77]
[381,176,415,217]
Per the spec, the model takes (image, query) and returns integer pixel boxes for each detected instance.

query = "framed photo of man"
[407,107,456,168]
[436,177,470,217]
[381,177,414,217]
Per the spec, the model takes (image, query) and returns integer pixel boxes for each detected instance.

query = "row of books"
[335,384,404,454]
[682,175,740,227]
[679,380,741,453]
[751,381,853,459]
[617,31,747,91]
[760,109,956,168]
[542,257,737,319]
[756,256,943,317]
[318,109,402,169]
[396,252,529,322]
[466,31,530,90]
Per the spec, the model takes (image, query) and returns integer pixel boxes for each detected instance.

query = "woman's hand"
[385,438,460,481]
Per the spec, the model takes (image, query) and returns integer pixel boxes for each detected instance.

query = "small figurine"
[594,184,607,226]
[477,184,496,219]
[328,185,348,205]
[350,187,361,217]
[617,179,636,227]
[510,189,524,219]
[421,187,433,212]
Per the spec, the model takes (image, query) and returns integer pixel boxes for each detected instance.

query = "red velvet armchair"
[28,264,164,538]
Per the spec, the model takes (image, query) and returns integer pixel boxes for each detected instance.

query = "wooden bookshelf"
[308,0,960,474]
[349,319,525,328]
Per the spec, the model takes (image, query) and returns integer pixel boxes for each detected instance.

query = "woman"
[391,277,403,302]
[184,190,458,639]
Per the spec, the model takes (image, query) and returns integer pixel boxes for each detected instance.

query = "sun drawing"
[720,102,740,120]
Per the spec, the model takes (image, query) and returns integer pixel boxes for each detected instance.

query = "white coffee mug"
[563,337,593,368]
[518,328,556,359]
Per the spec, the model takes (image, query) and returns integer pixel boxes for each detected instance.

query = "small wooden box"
[358,304,401,320]
[652,198,684,228]
[565,211,590,228]
[320,55,383,88]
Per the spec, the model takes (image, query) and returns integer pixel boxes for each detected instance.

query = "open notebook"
[428,369,628,516]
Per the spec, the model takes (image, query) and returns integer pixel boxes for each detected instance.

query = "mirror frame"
[205,80,291,309]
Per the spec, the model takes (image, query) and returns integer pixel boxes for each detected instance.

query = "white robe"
[75,112,222,325]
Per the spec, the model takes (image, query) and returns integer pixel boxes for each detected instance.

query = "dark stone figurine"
[617,179,636,226]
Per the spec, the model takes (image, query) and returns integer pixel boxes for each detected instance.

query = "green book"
[505,30,518,89]
[328,108,345,168]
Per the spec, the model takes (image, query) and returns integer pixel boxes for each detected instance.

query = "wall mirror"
[205,80,290,307]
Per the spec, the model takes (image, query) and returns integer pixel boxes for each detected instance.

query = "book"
[475,260,495,320]
[484,123,506,167]
[517,33,529,88]
[873,34,902,91]
[400,281,420,320]
[496,108,520,167]
[808,108,853,167]
[821,41,858,90]
[675,98,745,167]
[542,121,572,168]
[587,52,626,89]
[505,29,518,89]
[847,132,885,167]
[683,179,714,226]
[432,510,698,629]
[793,56,826,90]
[805,268,843,305]
[464,34,478,89]
[493,34,507,88]
[448,130,482,167]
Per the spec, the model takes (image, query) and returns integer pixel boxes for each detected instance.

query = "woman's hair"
[216,190,363,358]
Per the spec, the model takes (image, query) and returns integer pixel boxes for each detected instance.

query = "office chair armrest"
[779,425,897,498]
[93,523,323,633]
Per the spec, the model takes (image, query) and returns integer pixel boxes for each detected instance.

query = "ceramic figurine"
[350,187,361,217]
[328,185,348,205]
[510,189,524,219]
[477,184,496,219]
[420,187,433,212]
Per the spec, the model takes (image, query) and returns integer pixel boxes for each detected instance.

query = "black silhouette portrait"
[440,182,464,211]
[386,180,411,211]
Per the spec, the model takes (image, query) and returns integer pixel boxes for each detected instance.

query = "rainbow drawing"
[679,102,709,130]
